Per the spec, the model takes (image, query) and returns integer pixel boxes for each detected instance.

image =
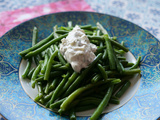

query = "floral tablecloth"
[0,0,160,120]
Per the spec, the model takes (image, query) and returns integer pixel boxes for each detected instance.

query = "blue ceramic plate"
[0,12,160,120]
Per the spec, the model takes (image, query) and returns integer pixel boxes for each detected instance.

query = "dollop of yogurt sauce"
[60,25,97,73]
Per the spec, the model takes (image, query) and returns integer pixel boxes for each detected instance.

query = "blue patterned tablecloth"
[86,0,160,41]
[0,0,160,120]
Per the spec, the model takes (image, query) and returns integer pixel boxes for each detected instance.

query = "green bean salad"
[19,21,141,120]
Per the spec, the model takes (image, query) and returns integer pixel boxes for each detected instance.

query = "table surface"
[0,0,160,120]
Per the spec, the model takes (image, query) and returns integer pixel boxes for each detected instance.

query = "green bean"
[22,59,32,79]
[53,25,59,38]
[34,54,42,65]
[51,63,62,69]
[106,70,121,77]
[88,36,104,41]
[117,56,126,60]
[112,36,117,40]
[68,21,73,28]
[95,46,106,55]
[129,56,141,69]
[58,99,80,115]
[52,63,70,71]
[110,79,121,84]
[125,62,134,67]
[41,53,49,74]
[66,24,96,31]
[123,68,141,75]
[114,49,125,55]
[121,41,124,46]
[49,78,60,90]
[90,84,114,120]
[120,60,128,66]
[103,65,110,70]
[35,76,44,82]
[62,53,102,97]
[56,30,69,34]
[104,34,116,70]
[32,27,38,46]
[115,81,131,98]
[19,32,54,57]
[106,68,141,77]
[109,97,120,104]
[49,72,71,105]
[75,104,97,112]
[96,30,101,36]
[49,71,63,78]
[39,60,43,68]
[24,34,67,58]
[31,64,41,88]
[97,64,108,80]
[44,81,51,94]
[27,67,35,79]
[57,51,66,65]
[31,27,41,65]
[79,83,110,99]
[99,41,103,47]
[56,29,95,35]
[113,50,124,74]
[91,74,102,83]
[60,79,111,112]
[97,22,109,35]
[110,39,129,52]
[50,97,66,110]
[78,97,102,106]
[88,35,129,52]
[102,48,108,60]
[42,91,54,104]
[34,82,44,102]
[59,72,79,95]
[84,30,94,35]
[44,50,58,80]
[80,24,92,29]
[113,79,127,94]
[78,96,119,106]
[48,47,54,56]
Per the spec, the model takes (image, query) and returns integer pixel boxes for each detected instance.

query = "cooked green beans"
[24,34,67,58]
[49,72,71,104]
[31,64,41,88]
[19,22,141,120]
[41,53,49,74]
[129,56,141,70]
[104,34,116,70]
[97,63,108,80]
[62,53,102,97]
[90,84,114,120]
[32,27,38,46]
[115,81,131,98]
[60,79,113,112]
[19,32,54,57]
[22,58,32,79]
[44,50,58,80]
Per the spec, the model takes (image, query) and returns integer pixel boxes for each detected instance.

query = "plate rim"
[0,11,159,119]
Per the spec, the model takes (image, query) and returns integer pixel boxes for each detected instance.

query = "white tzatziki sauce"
[59,25,97,73]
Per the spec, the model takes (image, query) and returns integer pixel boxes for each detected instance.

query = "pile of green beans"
[19,21,141,120]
